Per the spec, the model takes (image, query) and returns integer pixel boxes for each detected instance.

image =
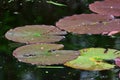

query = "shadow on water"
[59,33,116,50]
[0,0,120,80]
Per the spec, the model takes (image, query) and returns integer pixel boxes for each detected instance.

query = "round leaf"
[13,43,80,65]
[5,25,66,44]
[89,1,120,16]
[56,14,120,35]
[64,48,120,71]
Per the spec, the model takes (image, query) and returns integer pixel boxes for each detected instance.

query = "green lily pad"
[5,25,66,44]
[64,48,120,71]
[13,43,79,65]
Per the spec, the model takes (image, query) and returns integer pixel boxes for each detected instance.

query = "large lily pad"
[64,48,120,71]
[56,14,120,35]
[13,43,79,65]
[89,0,120,16]
[5,25,66,44]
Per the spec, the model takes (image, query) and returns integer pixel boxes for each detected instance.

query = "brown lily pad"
[13,43,79,65]
[56,14,120,34]
[89,1,120,16]
[5,25,66,44]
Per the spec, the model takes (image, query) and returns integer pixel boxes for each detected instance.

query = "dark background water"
[0,0,120,80]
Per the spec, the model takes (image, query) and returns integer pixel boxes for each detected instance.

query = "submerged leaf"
[5,25,66,44]
[46,1,67,6]
[64,48,120,71]
[56,14,120,35]
[13,43,79,65]
[37,65,64,68]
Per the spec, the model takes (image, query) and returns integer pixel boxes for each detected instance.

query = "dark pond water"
[0,0,120,80]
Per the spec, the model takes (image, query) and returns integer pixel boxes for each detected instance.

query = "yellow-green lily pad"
[13,43,79,65]
[64,48,120,71]
[5,25,66,44]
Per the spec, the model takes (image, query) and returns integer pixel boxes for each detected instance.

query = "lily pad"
[64,48,120,71]
[89,0,120,16]
[115,57,120,67]
[13,43,79,65]
[5,25,66,44]
[56,14,120,35]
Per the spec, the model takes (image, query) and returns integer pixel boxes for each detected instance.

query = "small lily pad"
[13,43,79,65]
[5,25,66,44]
[64,48,120,71]
[115,57,120,67]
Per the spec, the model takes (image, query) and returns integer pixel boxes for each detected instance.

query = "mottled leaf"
[56,14,120,35]
[89,1,120,16]
[5,25,66,44]
[64,48,120,71]
[13,43,79,65]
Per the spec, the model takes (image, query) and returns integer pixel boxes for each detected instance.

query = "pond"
[0,0,120,80]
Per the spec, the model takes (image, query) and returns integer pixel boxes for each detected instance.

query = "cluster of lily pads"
[5,0,120,71]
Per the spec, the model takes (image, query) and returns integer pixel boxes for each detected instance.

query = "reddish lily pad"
[89,1,120,16]
[56,14,120,35]
[64,48,120,71]
[115,57,120,67]
[5,25,66,44]
[13,43,79,65]
[105,0,119,1]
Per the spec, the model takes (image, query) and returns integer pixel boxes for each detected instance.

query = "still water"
[0,0,120,80]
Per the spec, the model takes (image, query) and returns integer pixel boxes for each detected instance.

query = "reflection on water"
[0,0,120,80]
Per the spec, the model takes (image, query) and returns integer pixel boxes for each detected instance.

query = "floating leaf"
[5,25,66,44]
[13,43,79,65]
[56,14,120,35]
[115,57,120,67]
[64,48,120,71]
[89,0,120,16]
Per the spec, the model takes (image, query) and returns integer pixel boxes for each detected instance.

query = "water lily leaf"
[5,25,66,44]
[56,14,120,35]
[64,48,120,71]
[115,57,120,67]
[89,0,120,16]
[13,43,79,65]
